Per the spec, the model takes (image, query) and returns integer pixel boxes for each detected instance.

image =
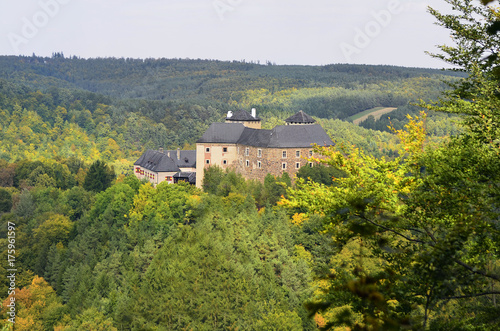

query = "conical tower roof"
[285,110,316,124]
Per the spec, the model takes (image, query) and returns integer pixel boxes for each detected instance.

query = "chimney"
[167,151,170,157]
[251,108,256,118]
[227,111,233,118]
[177,148,180,160]
[159,147,164,153]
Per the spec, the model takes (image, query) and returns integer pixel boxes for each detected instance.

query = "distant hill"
[0,55,462,99]
[0,55,465,122]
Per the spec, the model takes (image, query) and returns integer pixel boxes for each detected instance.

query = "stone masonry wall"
[233,145,316,183]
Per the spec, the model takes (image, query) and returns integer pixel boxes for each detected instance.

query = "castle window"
[296,150,300,158]
[245,147,249,156]
[309,162,314,168]
[205,159,210,165]
[282,162,287,169]
[257,161,261,168]
[223,160,227,165]
[257,149,262,157]
[309,150,313,157]
[223,147,228,153]
[296,162,300,169]
[246,160,250,167]
[282,150,287,158]
[205,147,210,153]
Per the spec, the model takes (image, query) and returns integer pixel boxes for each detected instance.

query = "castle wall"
[195,143,238,187]
[233,145,315,183]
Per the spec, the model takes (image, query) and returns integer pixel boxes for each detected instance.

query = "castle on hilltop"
[134,109,334,188]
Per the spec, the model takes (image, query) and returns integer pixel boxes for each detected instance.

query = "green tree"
[0,189,12,213]
[83,160,115,192]
[296,164,345,186]
[285,113,500,329]
[263,173,290,205]
[427,0,500,75]
[60,307,117,331]
[202,165,224,194]
[14,189,35,220]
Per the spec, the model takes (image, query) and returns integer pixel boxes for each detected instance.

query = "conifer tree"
[83,160,115,192]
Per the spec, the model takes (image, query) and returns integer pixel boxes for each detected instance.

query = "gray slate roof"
[135,149,196,172]
[165,150,196,168]
[198,123,333,148]
[226,109,261,121]
[197,123,246,143]
[268,124,332,147]
[285,110,316,124]
[134,150,180,172]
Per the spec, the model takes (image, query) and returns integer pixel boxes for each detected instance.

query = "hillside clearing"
[351,107,398,125]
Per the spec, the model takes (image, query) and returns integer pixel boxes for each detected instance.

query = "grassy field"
[348,107,398,125]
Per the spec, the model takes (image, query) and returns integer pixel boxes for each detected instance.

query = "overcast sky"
[0,0,457,68]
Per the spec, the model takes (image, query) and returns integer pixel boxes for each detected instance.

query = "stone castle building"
[195,109,334,187]
[134,109,334,188]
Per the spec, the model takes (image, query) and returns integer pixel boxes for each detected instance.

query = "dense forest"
[1,0,499,329]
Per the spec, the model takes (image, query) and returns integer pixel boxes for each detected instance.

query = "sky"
[0,0,457,69]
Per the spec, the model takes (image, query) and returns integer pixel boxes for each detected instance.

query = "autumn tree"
[285,112,500,329]
[1,276,66,330]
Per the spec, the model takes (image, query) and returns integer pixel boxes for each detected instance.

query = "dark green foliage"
[201,167,293,207]
[296,164,345,186]
[136,195,312,330]
[83,160,115,192]
[0,56,464,103]
[0,188,12,213]
[64,186,94,221]
[14,189,35,220]
[0,160,323,329]
[264,173,290,205]
[202,165,225,194]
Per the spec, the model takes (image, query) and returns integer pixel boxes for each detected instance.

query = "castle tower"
[225,108,261,129]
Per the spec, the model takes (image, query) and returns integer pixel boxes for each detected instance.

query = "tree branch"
[444,291,500,300]
[357,214,427,244]
[454,259,500,282]
[358,215,500,282]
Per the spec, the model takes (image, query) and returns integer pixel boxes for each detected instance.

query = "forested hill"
[0,55,463,102]
[0,55,465,129]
